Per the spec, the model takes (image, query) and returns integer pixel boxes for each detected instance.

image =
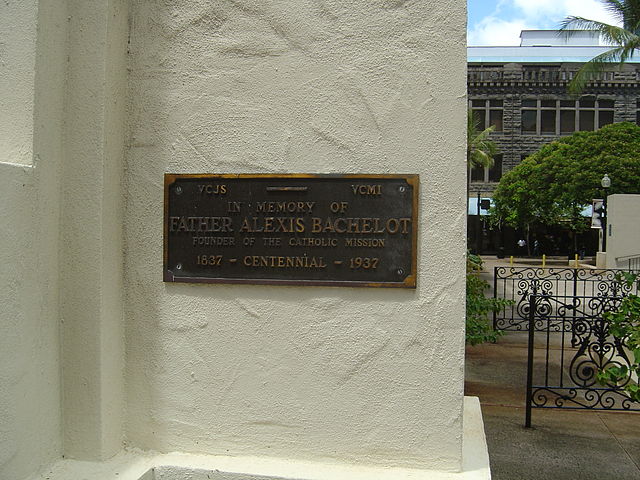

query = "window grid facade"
[467,61,639,192]
[521,98,615,136]
[470,154,502,184]
[470,99,504,132]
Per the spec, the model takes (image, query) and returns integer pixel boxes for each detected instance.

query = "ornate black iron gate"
[524,293,640,427]
[493,267,640,331]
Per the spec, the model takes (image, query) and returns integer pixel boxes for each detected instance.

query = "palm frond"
[561,18,639,52]
[601,0,629,25]
[567,44,638,94]
[467,109,498,169]
[561,16,632,43]
[602,0,640,31]
[561,4,640,94]
[559,16,601,32]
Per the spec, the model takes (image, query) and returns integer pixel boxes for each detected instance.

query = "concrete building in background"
[467,30,640,254]
[1,2,487,480]
[468,30,640,196]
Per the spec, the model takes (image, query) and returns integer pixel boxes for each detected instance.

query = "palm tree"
[560,0,640,94]
[467,110,499,253]
[467,110,498,188]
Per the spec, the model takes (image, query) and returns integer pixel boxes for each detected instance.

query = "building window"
[522,110,537,133]
[560,108,575,133]
[470,99,503,132]
[521,97,614,135]
[541,109,556,133]
[488,155,503,182]
[470,154,503,183]
[470,164,485,182]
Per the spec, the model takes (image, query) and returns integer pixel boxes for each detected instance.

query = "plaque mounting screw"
[175,186,183,195]
[396,268,405,276]
[399,186,406,193]
[176,263,183,270]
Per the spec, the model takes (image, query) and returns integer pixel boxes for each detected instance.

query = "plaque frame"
[163,173,419,288]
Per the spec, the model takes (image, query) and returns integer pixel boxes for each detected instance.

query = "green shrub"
[597,272,640,402]
[466,253,511,345]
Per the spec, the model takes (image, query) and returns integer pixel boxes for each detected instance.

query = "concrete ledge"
[30,397,489,480]
[462,396,491,478]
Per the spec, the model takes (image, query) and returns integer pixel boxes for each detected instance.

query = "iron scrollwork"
[495,267,640,331]
[525,293,640,427]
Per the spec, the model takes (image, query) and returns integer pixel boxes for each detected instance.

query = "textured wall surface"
[0,0,37,166]
[0,164,43,479]
[60,0,128,460]
[125,0,467,472]
[0,1,67,478]
[606,194,640,269]
[1,0,128,477]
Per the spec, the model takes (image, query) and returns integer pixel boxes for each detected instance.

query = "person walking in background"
[579,244,586,260]
[517,238,526,256]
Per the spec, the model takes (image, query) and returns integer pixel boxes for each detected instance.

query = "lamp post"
[601,174,611,252]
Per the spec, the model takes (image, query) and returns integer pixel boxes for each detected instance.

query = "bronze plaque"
[164,174,418,288]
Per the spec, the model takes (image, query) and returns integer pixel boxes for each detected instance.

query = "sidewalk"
[466,334,640,480]
[466,256,640,479]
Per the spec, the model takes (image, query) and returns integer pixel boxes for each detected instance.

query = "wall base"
[28,397,490,480]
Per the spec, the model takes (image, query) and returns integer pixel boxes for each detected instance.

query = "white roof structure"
[468,30,640,64]
[519,30,599,46]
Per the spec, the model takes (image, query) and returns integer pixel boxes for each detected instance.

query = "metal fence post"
[525,294,536,428]
[493,266,498,330]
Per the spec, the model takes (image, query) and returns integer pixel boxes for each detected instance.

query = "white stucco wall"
[124,0,467,472]
[60,0,128,461]
[27,398,490,480]
[2,1,129,477]
[606,194,640,269]
[0,0,37,166]
[2,1,471,477]
[0,1,67,478]
[0,164,47,480]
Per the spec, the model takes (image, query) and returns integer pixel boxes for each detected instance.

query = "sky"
[468,0,619,46]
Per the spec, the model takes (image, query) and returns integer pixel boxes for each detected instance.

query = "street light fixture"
[601,174,611,252]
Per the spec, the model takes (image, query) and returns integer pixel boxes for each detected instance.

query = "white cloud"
[468,17,528,46]
[469,0,621,46]
[561,0,619,25]
[512,0,617,23]
[512,0,564,19]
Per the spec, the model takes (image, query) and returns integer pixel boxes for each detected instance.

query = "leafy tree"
[561,0,640,94]
[491,122,640,243]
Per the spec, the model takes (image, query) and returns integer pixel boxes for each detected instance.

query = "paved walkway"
[465,257,640,480]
